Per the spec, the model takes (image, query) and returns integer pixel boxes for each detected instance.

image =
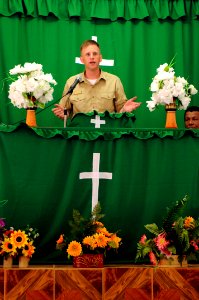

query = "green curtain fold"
[0,0,199,20]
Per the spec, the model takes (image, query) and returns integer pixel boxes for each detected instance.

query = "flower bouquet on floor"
[56,202,122,267]
[0,224,39,267]
[7,62,57,126]
[136,195,199,266]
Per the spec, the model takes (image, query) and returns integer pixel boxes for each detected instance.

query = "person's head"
[184,106,199,128]
[80,40,102,71]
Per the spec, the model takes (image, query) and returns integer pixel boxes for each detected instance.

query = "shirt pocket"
[70,91,86,102]
[100,92,115,101]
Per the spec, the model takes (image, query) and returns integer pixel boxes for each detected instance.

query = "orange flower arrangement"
[56,203,122,259]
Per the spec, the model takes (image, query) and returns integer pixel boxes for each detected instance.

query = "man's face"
[80,44,102,71]
[185,111,199,128]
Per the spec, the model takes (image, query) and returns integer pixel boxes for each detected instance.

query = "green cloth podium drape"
[0,121,198,264]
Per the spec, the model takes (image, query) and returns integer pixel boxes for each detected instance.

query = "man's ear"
[80,56,84,64]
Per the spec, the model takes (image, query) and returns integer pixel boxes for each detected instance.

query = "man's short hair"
[80,40,100,53]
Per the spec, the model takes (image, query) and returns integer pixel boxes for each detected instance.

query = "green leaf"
[145,223,160,236]
[162,195,189,232]
[0,200,8,207]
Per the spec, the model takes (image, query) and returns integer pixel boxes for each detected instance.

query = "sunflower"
[1,238,16,254]
[82,236,94,247]
[10,230,28,248]
[22,241,35,257]
[93,233,109,248]
[67,241,82,257]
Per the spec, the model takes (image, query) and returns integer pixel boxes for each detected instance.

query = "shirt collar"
[81,69,106,82]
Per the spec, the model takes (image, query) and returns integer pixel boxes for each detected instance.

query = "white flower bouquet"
[8,62,57,109]
[147,61,198,112]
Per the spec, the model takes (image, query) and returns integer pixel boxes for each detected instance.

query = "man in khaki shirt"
[52,40,141,119]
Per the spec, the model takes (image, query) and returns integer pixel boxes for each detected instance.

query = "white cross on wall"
[90,115,106,128]
[75,36,114,67]
[79,153,112,211]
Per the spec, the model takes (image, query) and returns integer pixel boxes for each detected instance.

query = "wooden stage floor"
[1,264,199,299]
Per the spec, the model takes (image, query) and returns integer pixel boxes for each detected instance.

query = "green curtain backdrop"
[0,1,199,265]
[0,124,198,264]
[0,0,199,128]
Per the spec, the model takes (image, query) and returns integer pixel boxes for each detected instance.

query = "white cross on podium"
[90,115,106,128]
[79,153,112,211]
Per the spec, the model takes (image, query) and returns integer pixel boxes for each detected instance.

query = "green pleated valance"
[0,0,199,21]
[0,123,198,141]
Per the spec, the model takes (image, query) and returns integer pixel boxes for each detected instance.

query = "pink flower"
[160,248,172,257]
[149,251,158,265]
[155,233,170,251]
[139,234,147,245]
[190,240,199,251]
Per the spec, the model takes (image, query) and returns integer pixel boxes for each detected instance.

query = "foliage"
[136,195,199,265]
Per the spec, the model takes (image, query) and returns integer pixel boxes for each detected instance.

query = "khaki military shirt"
[59,71,127,116]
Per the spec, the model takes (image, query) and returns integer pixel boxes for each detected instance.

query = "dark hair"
[184,105,199,119]
[80,40,100,53]
[185,105,199,113]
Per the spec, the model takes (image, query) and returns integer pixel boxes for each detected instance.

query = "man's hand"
[120,96,141,113]
[52,104,65,120]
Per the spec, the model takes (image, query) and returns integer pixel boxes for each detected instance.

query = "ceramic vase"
[18,256,30,268]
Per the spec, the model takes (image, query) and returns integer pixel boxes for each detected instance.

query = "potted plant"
[56,203,122,267]
[136,195,199,266]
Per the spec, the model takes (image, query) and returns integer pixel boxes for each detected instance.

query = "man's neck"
[85,69,101,79]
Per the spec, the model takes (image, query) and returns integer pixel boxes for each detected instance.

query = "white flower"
[23,62,42,73]
[150,81,159,92]
[8,62,57,109]
[147,62,198,111]
[146,100,156,111]
[189,85,198,95]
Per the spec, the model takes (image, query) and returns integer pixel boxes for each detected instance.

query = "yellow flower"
[10,230,29,248]
[67,241,82,257]
[93,233,109,248]
[82,236,94,247]
[22,241,35,257]
[1,238,16,254]
[108,234,121,248]
[96,226,111,237]
[184,216,195,229]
